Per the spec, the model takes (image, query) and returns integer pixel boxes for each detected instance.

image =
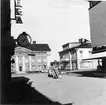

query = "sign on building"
[10,0,23,24]
[16,16,23,24]
[15,0,23,24]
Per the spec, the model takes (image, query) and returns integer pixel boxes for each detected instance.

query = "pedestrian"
[58,66,62,78]
[48,64,53,77]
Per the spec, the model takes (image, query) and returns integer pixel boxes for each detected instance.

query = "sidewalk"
[62,69,106,78]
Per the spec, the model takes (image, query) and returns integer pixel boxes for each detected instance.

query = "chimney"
[79,38,83,44]
[33,41,36,44]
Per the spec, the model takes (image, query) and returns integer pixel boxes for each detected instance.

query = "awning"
[82,51,106,60]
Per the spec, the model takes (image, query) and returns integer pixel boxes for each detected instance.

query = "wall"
[70,49,78,70]
[77,48,98,69]
[36,51,47,72]
[59,51,71,70]
[77,48,92,60]
[89,1,106,47]
[60,51,70,62]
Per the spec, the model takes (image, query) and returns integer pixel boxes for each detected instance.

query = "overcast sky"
[11,0,90,64]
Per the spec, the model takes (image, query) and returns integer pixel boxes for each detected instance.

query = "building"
[11,41,51,74]
[59,39,98,70]
[50,60,60,68]
[86,1,106,72]
[88,1,105,51]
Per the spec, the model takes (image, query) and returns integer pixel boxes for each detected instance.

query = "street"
[18,72,106,105]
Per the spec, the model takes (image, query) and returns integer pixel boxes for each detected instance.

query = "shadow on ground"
[67,70,106,78]
[6,76,73,105]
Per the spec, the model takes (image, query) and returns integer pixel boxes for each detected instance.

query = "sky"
[11,0,90,65]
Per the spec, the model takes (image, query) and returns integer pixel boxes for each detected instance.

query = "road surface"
[15,73,106,105]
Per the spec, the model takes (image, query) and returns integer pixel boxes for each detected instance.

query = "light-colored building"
[59,39,98,70]
[11,41,51,74]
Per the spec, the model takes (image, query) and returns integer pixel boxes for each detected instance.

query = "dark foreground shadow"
[70,70,106,78]
[6,76,73,105]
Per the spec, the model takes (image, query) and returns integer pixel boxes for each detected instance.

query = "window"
[43,57,47,62]
[25,56,29,69]
[37,57,41,62]
[19,66,22,71]
[80,51,83,57]
[89,51,92,56]
[38,65,41,69]
[18,56,23,65]
[25,56,29,63]
[60,56,63,59]
[31,56,35,62]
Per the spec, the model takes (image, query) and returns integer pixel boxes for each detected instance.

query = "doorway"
[72,62,77,70]
[19,66,22,71]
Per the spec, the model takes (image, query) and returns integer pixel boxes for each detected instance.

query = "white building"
[59,39,98,70]
[11,41,51,74]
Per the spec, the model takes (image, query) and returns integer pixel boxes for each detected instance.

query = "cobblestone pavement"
[20,73,106,105]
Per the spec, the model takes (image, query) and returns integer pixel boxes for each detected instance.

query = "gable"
[15,46,32,54]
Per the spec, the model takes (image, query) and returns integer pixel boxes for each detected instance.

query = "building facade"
[11,41,51,74]
[88,1,106,72]
[59,39,98,70]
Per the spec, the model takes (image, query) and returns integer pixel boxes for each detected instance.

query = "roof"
[16,43,51,51]
[62,42,80,47]
[75,43,91,48]
[62,43,69,48]
[59,43,91,54]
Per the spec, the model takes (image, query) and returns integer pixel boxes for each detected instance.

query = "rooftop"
[16,42,51,52]
[59,43,91,54]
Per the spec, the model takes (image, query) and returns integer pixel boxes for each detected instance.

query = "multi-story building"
[11,41,51,74]
[59,39,98,70]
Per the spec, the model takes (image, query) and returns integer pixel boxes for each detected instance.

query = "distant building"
[59,39,98,70]
[50,60,60,68]
[11,41,51,74]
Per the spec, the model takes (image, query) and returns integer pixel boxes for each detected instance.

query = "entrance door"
[19,66,22,71]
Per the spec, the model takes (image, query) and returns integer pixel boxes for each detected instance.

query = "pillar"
[29,56,31,71]
[69,52,72,70]
[15,55,19,72]
[22,56,25,72]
